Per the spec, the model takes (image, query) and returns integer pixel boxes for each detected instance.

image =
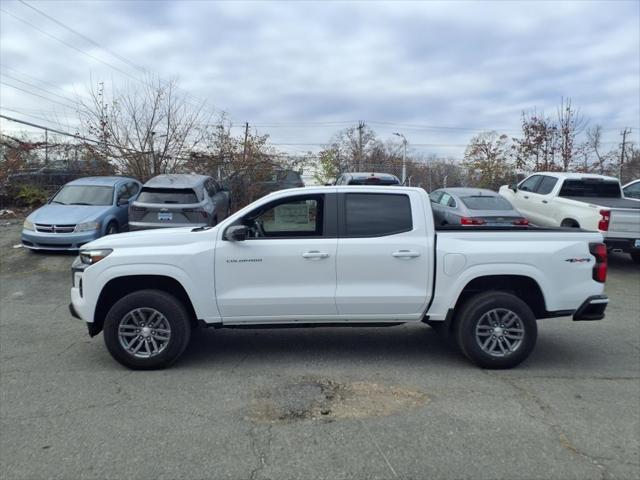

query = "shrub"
[14,185,49,208]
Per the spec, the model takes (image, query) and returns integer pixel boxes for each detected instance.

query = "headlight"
[80,249,113,265]
[23,219,35,231]
[75,221,101,232]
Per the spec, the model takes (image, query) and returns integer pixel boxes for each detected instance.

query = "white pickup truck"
[70,186,609,370]
[499,172,640,263]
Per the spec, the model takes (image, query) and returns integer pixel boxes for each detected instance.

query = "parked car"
[129,174,230,230]
[334,172,401,185]
[622,179,640,200]
[430,188,528,226]
[21,176,141,251]
[71,186,607,370]
[499,172,640,263]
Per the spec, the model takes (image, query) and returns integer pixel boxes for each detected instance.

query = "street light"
[393,132,407,185]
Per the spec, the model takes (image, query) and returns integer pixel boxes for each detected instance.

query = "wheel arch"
[561,218,580,228]
[91,275,198,337]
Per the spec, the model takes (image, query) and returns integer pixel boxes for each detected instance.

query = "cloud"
[1,0,638,157]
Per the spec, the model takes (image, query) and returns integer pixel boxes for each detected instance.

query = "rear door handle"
[523,195,530,199]
[542,200,548,204]
[302,251,329,259]
[392,250,421,258]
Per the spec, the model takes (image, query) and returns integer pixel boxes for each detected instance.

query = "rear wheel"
[454,291,537,369]
[631,251,640,264]
[561,219,580,228]
[103,290,191,370]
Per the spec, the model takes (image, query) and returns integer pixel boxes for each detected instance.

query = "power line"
[0,81,79,110]
[0,107,79,130]
[1,72,82,108]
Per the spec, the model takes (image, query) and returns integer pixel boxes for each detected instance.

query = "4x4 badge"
[565,258,591,263]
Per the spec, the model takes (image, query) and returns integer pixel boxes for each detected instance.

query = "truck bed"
[564,197,640,209]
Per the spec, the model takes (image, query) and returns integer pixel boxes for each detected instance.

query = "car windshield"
[559,179,621,198]
[348,177,399,185]
[137,187,199,204]
[51,185,114,206]
[461,195,512,210]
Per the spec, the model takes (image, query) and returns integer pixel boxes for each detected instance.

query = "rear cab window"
[342,193,412,237]
[559,179,622,198]
[137,187,199,204]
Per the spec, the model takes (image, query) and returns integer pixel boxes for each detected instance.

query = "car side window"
[624,182,640,199]
[536,176,558,195]
[127,182,140,198]
[244,195,323,238]
[116,184,130,203]
[448,196,457,208]
[204,180,216,197]
[519,175,542,192]
[430,191,443,203]
[439,193,452,206]
[343,193,412,237]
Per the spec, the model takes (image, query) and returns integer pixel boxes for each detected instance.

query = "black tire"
[103,289,191,370]
[631,251,640,264]
[105,221,119,235]
[454,291,537,369]
[561,219,579,228]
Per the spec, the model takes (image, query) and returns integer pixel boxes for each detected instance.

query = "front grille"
[35,223,76,234]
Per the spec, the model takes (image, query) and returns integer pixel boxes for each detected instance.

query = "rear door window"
[137,187,199,204]
[343,193,412,237]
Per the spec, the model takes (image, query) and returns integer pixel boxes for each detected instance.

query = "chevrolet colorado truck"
[500,172,640,263]
[70,186,609,370]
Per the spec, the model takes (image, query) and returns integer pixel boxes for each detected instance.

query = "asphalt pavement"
[0,221,638,480]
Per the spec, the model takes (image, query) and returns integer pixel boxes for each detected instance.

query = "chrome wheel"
[118,308,172,359]
[475,308,524,357]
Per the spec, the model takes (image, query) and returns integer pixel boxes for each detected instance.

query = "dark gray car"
[129,174,230,230]
[430,187,528,226]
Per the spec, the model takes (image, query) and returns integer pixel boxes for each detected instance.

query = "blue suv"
[21,176,141,251]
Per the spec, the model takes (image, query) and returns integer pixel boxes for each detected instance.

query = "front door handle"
[392,250,421,258]
[523,195,530,199]
[302,251,329,259]
[542,200,548,204]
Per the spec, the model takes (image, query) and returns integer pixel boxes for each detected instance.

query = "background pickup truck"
[500,172,640,263]
[70,186,609,370]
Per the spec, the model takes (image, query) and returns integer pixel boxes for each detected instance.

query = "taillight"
[598,209,610,231]
[513,218,529,226]
[460,217,486,226]
[589,242,607,283]
[182,208,208,218]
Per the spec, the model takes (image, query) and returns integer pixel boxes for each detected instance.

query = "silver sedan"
[429,188,528,226]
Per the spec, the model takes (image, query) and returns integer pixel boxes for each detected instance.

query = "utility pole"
[44,128,49,165]
[357,121,365,171]
[620,127,631,179]
[243,122,249,161]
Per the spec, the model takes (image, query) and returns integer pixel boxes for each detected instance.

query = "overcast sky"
[1,0,639,158]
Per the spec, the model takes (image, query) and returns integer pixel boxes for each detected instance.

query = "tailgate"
[608,209,640,239]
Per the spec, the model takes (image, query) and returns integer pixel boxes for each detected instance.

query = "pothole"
[248,377,428,424]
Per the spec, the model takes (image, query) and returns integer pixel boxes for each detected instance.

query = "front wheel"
[103,290,192,369]
[630,251,640,264]
[454,291,537,369]
[105,221,119,235]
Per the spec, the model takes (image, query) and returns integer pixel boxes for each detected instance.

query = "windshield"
[137,187,199,204]
[51,185,114,206]
[461,195,513,210]
[559,179,621,198]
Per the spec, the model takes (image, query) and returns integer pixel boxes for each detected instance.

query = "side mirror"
[226,225,248,241]
[509,183,518,192]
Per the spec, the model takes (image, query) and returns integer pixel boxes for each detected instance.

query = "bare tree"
[78,77,210,180]
[585,125,613,174]
[557,97,587,171]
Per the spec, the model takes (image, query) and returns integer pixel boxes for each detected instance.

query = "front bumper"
[22,229,101,251]
[573,295,608,321]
